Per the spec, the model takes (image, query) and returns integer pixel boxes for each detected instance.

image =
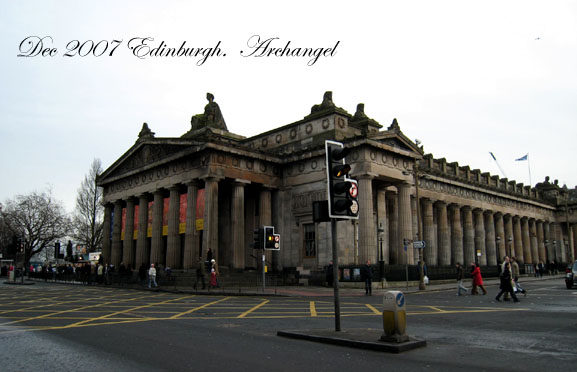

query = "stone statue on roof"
[138,122,155,140]
[190,92,228,131]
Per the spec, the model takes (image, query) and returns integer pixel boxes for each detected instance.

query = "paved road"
[1,277,575,371]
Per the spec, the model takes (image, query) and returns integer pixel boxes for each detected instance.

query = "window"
[303,223,316,257]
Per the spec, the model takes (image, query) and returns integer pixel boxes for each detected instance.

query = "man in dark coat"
[361,261,373,296]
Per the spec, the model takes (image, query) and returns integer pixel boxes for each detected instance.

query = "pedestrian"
[326,260,334,288]
[195,257,206,290]
[209,267,218,289]
[511,257,527,296]
[501,256,511,300]
[138,263,147,286]
[361,260,373,296]
[495,262,519,302]
[97,263,104,284]
[537,261,545,278]
[148,263,158,288]
[456,263,468,295]
[206,248,213,273]
[470,262,487,295]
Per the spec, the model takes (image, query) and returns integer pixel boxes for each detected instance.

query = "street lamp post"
[378,224,385,280]
[413,163,426,291]
[507,236,513,258]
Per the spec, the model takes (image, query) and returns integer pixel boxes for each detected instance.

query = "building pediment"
[98,140,203,185]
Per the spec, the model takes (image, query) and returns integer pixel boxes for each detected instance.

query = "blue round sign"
[396,292,405,308]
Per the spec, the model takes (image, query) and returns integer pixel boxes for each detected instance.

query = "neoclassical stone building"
[97,92,577,275]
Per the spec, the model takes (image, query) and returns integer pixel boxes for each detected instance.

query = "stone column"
[536,220,545,263]
[484,211,497,266]
[135,194,149,269]
[377,187,388,264]
[102,203,112,263]
[473,208,486,266]
[388,193,399,264]
[544,222,553,263]
[183,181,199,269]
[123,197,136,268]
[529,219,538,264]
[232,180,248,269]
[203,177,220,265]
[150,190,164,266]
[571,223,577,261]
[166,186,181,269]
[397,183,413,264]
[422,198,436,265]
[450,204,464,265]
[463,206,475,266]
[504,214,514,258]
[521,217,531,263]
[513,216,523,261]
[494,213,506,261]
[359,175,376,264]
[111,200,123,266]
[437,201,450,266]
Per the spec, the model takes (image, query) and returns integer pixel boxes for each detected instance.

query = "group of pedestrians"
[455,256,528,303]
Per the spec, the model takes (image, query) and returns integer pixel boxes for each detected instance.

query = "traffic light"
[325,140,359,219]
[273,233,280,251]
[264,226,275,250]
[250,228,264,249]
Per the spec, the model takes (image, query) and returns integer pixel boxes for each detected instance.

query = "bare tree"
[1,189,70,266]
[72,159,104,252]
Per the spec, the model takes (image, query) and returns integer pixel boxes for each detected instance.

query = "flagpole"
[527,153,532,186]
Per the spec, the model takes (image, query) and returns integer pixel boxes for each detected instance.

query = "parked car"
[565,261,577,289]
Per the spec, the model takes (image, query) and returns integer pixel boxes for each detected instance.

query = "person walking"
[470,262,487,295]
[195,256,206,290]
[361,261,373,296]
[495,262,519,302]
[456,263,468,295]
[148,264,158,288]
[326,260,334,288]
[511,257,527,296]
[138,263,147,287]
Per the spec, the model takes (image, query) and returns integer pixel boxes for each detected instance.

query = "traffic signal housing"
[325,140,359,219]
[264,226,275,250]
[250,228,264,249]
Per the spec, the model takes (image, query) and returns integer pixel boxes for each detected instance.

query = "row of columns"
[356,176,574,267]
[102,178,271,271]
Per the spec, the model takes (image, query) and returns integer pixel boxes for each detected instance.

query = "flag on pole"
[515,154,528,161]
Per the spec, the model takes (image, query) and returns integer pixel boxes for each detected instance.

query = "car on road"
[565,261,577,289]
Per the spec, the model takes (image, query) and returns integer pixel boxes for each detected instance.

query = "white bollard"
[381,290,409,343]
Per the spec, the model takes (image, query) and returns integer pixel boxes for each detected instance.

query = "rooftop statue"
[310,91,336,114]
[138,122,155,140]
[190,93,228,131]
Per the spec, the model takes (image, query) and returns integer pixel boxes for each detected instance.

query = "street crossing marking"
[237,299,270,318]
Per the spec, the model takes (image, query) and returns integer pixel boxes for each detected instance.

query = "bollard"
[380,290,409,343]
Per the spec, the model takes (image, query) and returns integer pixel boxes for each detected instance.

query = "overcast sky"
[1,0,576,213]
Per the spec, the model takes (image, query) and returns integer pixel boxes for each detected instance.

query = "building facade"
[96,92,577,275]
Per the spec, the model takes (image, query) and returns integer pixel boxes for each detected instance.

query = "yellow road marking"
[170,297,231,319]
[0,294,156,326]
[310,301,317,317]
[365,304,382,315]
[427,306,446,312]
[64,295,196,328]
[237,299,270,318]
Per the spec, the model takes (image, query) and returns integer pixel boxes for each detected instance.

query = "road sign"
[413,240,426,249]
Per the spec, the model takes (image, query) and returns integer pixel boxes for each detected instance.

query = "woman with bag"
[495,262,519,302]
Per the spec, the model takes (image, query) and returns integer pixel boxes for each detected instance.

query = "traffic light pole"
[262,254,266,292]
[331,218,341,332]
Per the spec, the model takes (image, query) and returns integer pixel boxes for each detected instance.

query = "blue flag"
[515,154,528,161]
